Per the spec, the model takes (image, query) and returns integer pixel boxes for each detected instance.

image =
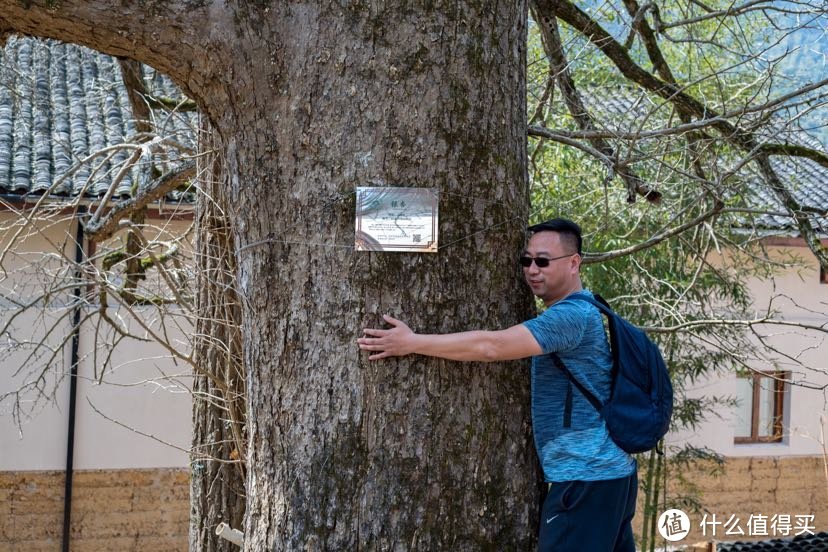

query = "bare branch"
[85,161,197,241]
[87,398,201,458]
[583,196,725,263]
[659,0,819,30]
[645,316,828,334]
[530,3,663,202]
[759,143,828,169]
[145,95,199,113]
[86,147,145,230]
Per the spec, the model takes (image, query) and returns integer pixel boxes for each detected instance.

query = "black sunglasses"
[519,253,575,268]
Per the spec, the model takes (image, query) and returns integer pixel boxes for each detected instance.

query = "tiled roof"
[716,531,828,551]
[0,36,195,200]
[750,153,828,233]
[545,84,828,235]
[4,39,824,232]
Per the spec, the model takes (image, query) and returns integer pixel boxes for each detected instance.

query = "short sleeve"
[523,299,588,354]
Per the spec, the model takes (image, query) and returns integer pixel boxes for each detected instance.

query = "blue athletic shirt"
[523,289,636,483]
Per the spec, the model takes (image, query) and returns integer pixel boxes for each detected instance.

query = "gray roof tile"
[716,531,828,551]
[546,84,827,235]
[0,36,195,201]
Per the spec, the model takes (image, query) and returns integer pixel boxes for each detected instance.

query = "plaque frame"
[355,187,439,252]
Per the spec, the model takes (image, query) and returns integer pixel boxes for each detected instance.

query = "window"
[734,371,788,444]
[821,267,827,284]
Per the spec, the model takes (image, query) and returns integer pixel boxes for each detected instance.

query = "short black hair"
[527,218,582,255]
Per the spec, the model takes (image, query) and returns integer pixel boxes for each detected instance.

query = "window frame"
[733,371,788,444]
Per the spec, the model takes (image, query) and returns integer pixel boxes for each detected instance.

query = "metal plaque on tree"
[355,187,439,252]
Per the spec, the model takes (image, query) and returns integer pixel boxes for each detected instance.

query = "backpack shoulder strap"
[564,292,613,316]
[548,292,613,415]
[550,353,604,412]
[564,292,621,366]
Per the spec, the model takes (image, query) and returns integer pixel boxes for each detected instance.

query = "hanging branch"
[530,0,828,270]
[530,4,663,202]
[582,196,725,263]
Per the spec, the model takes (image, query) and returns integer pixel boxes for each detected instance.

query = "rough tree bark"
[190,127,247,551]
[1,2,540,548]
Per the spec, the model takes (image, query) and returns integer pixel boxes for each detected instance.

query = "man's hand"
[358,315,415,360]
[359,317,541,362]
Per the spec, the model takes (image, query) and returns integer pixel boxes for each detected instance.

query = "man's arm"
[357,315,543,362]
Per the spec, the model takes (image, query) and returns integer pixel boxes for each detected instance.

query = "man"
[357,218,637,551]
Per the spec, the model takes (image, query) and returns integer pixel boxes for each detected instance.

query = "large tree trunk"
[1,1,539,548]
[222,4,538,548]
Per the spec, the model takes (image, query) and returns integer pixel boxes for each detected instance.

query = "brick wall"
[2,457,824,549]
[0,468,188,551]
[636,456,828,546]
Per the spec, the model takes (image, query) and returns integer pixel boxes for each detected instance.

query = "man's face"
[522,231,581,306]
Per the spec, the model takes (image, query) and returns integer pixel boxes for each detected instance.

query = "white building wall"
[0,213,193,470]
[671,244,828,456]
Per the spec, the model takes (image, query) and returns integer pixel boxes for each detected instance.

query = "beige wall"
[1,212,193,471]
[672,244,828,457]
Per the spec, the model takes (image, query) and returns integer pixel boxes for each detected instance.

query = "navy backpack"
[550,294,673,454]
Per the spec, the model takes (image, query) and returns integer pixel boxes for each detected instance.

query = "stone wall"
[2,457,824,549]
[637,455,828,546]
[0,468,188,551]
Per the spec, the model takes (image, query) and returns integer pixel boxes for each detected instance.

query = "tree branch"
[530,3,662,202]
[645,316,827,334]
[85,161,197,241]
[527,127,616,168]
[87,398,197,457]
[759,143,828,169]
[620,0,713,184]
[533,0,828,269]
[145,95,199,113]
[583,197,725,263]
[118,57,154,136]
[0,0,207,100]
[659,0,814,30]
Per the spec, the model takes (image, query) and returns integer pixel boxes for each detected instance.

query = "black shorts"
[538,470,638,552]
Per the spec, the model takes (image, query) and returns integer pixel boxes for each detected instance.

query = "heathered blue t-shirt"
[523,289,635,483]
